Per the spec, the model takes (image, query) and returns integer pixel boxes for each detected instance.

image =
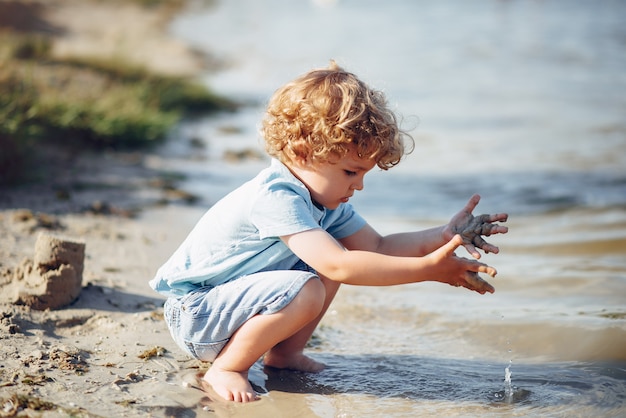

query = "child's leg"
[264,274,340,370]
[204,277,326,402]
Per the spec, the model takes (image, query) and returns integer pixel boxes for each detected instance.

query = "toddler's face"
[290,147,376,210]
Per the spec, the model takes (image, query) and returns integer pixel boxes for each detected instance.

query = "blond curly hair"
[261,61,413,170]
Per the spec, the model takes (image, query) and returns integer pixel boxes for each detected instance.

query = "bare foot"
[263,350,325,372]
[203,365,259,402]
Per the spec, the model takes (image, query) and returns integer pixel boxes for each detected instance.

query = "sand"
[0,1,221,416]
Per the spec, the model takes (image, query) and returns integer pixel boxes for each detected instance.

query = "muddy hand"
[449,194,508,259]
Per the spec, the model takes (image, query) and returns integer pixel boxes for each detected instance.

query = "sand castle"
[13,233,85,310]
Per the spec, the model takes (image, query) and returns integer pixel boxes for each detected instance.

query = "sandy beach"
[0,1,219,416]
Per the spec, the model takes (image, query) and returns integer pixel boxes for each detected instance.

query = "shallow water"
[149,0,626,415]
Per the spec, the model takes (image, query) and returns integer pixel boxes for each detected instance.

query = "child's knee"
[299,278,326,316]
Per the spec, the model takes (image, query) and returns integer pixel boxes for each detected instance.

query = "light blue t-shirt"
[149,159,367,297]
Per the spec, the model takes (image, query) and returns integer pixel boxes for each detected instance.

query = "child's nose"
[352,178,364,191]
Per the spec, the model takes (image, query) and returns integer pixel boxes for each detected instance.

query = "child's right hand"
[444,194,509,260]
[429,234,496,294]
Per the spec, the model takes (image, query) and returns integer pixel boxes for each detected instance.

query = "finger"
[479,213,508,223]
[491,213,509,223]
[480,242,500,254]
[465,272,495,294]
[441,234,464,257]
[471,232,501,254]
[466,259,497,277]
[463,242,481,259]
[472,234,488,251]
[484,223,508,236]
[470,235,500,255]
[480,221,509,236]
[489,224,509,235]
[472,215,504,231]
[480,220,498,236]
[463,194,481,214]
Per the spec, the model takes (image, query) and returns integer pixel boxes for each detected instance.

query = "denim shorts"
[163,263,318,362]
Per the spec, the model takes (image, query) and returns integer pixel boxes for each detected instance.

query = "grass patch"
[0,32,236,185]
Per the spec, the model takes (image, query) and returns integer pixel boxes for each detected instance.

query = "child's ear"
[293,155,309,167]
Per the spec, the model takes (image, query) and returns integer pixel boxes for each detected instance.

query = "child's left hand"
[444,194,508,259]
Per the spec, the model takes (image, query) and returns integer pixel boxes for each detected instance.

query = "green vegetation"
[0,32,235,185]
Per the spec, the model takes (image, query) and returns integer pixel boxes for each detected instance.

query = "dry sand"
[0,1,226,416]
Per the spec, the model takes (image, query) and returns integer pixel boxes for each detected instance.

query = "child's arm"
[339,194,508,259]
[282,229,496,294]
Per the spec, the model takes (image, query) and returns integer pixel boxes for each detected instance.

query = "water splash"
[493,314,516,403]
[504,359,513,401]
[491,330,534,405]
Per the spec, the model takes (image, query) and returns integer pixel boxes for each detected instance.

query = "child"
[149,61,508,403]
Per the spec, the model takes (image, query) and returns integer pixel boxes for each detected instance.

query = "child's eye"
[344,170,357,176]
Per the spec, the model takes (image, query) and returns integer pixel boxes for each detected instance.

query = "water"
[151,0,626,415]
[502,360,513,401]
